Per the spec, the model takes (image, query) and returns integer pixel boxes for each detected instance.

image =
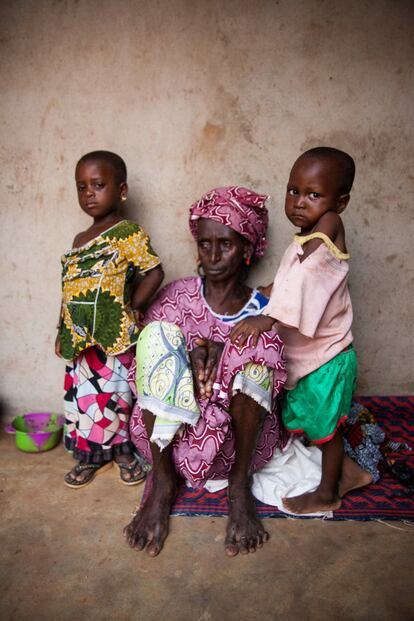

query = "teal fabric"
[283,347,357,443]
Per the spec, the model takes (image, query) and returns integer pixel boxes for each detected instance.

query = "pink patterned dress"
[129,277,288,488]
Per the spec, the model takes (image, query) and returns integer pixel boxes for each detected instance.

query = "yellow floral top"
[58,220,160,360]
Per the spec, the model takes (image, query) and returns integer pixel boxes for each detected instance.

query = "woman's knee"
[137,321,186,355]
[232,363,273,413]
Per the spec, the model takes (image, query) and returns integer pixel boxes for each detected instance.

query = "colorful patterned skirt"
[129,321,288,488]
[64,346,135,464]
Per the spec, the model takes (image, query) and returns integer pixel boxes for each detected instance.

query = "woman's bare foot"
[225,481,269,557]
[282,489,342,514]
[339,455,373,497]
[123,471,177,557]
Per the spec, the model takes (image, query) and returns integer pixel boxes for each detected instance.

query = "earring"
[245,256,251,266]
[121,196,127,202]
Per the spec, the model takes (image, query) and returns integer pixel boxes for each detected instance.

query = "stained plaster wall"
[1,0,413,419]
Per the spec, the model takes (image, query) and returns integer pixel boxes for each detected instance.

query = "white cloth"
[202,438,333,518]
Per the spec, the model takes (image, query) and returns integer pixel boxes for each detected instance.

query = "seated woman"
[124,186,288,557]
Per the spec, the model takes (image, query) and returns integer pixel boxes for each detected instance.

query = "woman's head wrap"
[189,186,269,258]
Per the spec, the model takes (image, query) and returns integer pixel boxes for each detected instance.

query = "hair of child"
[300,146,355,194]
[76,150,127,185]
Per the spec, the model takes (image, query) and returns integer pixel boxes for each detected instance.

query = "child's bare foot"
[123,470,176,557]
[282,489,342,514]
[224,481,269,557]
[339,455,373,497]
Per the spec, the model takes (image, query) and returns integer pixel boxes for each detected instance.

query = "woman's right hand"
[190,338,224,399]
[55,333,62,358]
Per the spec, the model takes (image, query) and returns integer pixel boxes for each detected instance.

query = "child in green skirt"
[231,147,362,514]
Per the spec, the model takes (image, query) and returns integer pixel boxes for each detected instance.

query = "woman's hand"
[55,333,62,358]
[190,338,224,399]
[230,315,275,347]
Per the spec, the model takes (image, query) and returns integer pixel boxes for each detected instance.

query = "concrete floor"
[1,433,413,621]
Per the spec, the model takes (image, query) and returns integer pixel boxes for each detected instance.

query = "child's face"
[285,157,348,233]
[75,159,126,221]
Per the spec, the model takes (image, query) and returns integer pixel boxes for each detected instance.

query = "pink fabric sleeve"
[263,244,349,338]
[142,281,185,325]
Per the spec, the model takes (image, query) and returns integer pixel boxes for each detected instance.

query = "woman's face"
[197,218,248,283]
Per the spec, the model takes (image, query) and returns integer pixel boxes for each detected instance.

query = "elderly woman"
[124,186,289,557]
[124,187,379,557]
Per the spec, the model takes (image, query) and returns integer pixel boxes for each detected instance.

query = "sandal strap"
[74,463,102,474]
[118,458,140,473]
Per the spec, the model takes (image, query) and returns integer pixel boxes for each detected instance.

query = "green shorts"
[282,346,358,444]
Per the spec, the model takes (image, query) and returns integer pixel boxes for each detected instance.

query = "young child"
[231,147,358,513]
[55,150,164,488]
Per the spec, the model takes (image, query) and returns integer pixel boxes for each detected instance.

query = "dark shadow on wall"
[123,193,141,222]
[0,395,10,425]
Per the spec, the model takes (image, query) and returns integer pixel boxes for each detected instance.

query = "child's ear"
[119,182,128,201]
[337,193,350,214]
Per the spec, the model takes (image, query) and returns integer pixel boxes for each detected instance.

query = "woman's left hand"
[190,338,224,398]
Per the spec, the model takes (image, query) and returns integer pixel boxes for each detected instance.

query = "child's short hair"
[301,147,355,194]
[76,150,127,184]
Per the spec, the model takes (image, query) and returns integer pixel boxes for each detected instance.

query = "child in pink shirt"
[231,147,358,514]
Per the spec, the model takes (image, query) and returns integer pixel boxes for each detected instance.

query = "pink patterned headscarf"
[189,186,269,258]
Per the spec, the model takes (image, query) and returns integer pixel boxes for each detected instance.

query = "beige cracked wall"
[1,0,413,419]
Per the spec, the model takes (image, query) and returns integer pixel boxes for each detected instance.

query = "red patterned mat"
[169,396,414,521]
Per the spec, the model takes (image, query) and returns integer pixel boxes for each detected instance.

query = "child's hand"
[257,283,273,299]
[132,309,145,325]
[190,338,224,399]
[230,315,275,348]
[54,334,62,358]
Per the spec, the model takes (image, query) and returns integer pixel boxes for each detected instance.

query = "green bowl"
[6,412,64,452]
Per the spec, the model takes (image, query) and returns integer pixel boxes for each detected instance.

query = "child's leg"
[282,349,358,513]
[282,429,343,514]
[64,347,142,486]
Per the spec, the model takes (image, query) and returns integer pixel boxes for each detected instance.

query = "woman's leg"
[225,392,270,557]
[124,409,177,557]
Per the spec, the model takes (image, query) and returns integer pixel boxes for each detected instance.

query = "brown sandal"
[64,461,113,489]
[116,458,146,486]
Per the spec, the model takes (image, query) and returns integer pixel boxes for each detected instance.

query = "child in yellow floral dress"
[55,151,164,488]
